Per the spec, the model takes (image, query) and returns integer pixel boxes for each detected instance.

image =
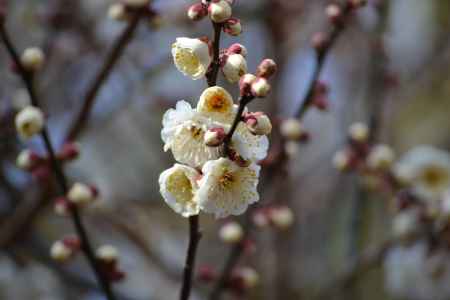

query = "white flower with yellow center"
[197,158,260,218]
[394,146,450,201]
[159,164,201,217]
[172,37,212,80]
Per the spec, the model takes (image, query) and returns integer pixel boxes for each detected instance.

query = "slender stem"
[223,96,252,156]
[66,9,144,142]
[206,22,223,87]
[0,24,117,300]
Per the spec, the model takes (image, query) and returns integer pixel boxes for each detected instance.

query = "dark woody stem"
[0,23,117,300]
[223,95,253,156]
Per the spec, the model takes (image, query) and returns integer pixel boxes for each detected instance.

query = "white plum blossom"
[159,164,201,217]
[222,54,247,83]
[171,38,212,80]
[394,146,450,201]
[197,158,260,218]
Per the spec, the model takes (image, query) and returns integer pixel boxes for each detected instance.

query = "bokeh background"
[1,0,450,299]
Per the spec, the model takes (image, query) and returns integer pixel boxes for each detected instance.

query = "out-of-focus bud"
[58,142,80,161]
[21,47,45,72]
[96,245,119,263]
[239,73,256,97]
[392,209,420,242]
[198,265,217,283]
[204,127,226,147]
[222,54,247,83]
[312,81,330,111]
[333,149,350,171]
[348,122,369,143]
[67,183,98,206]
[251,77,271,98]
[256,59,277,79]
[187,3,208,21]
[54,196,72,216]
[284,141,300,157]
[122,0,149,8]
[16,149,42,171]
[311,32,330,52]
[219,221,244,244]
[227,43,247,57]
[223,17,242,36]
[50,236,80,262]
[15,106,45,139]
[348,0,367,9]
[280,118,304,140]
[325,4,342,24]
[108,3,128,21]
[366,144,395,171]
[252,209,270,227]
[244,112,272,136]
[208,0,232,23]
[233,267,259,290]
[269,206,294,230]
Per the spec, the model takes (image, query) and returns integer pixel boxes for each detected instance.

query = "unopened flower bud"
[311,32,330,52]
[16,149,41,170]
[244,112,272,136]
[223,17,242,36]
[256,59,277,79]
[269,206,294,230]
[108,3,128,21]
[239,73,256,96]
[251,77,271,98]
[58,142,80,161]
[204,127,226,147]
[51,237,80,262]
[235,267,259,289]
[96,245,119,262]
[21,47,45,72]
[280,118,304,140]
[349,122,369,143]
[227,43,247,57]
[252,210,270,227]
[366,144,395,170]
[67,183,97,206]
[348,0,367,9]
[187,3,208,21]
[208,0,232,23]
[222,54,247,83]
[326,4,342,24]
[54,197,72,216]
[219,222,243,244]
[122,0,149,8]
[333,149,350,171]
[15,106,45,139]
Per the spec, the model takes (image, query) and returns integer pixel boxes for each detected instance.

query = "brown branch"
[65,8,144,142]
[0,24,117,300]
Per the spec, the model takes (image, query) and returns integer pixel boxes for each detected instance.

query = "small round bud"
[208,0,232,23]
[21,47,45,72]
[280,118,304,140]
[108,4,128,21]
[349,122,369,143]
[16,149,41,171]
[67,182,97,206]
[325,4,342,24]
[236,267,259,289]
[15,106,45,139]
[333,150,350,171]
[122,0,149,8]
[366,144,395,171]
[187,3,208,21]
[223,17,242,36]
[96,245,119,262]
[251,77,271,98]
[311,32,330,52]
[204,127,226,147]
[256,59,277,79]
[54,197,72,216]
[50,240,72,262]
[252,210,270,227]
[269,206,294,230]
[219,222,244,244]
[227,43,247,57]
[244,112,272,136]
[239,73,256,96]
[58,142,80,161]
[222,54,247,84]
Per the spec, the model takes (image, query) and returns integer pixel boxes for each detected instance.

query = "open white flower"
[172,37,212,80]
[394,146,450,201]
[197,158,260,218]
[159,164,201,217]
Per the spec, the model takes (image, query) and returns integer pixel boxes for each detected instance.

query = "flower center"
[206,93,230,113]
[218,170,235,188]
[420,165,450,190]
[189,126,204,140]
[167,170,194,205]
[175,48,200,75]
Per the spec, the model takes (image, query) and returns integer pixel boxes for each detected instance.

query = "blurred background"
[1,0,450,299]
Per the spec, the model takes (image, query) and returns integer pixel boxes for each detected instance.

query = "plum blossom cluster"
[159,1,277,219]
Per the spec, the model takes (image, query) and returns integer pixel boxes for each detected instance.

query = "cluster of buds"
[239,58,277,98]
[96,245,126,282]
[50,235,81,262]
[252,205,294,230]
[188,1,242,36]
[15,142,80,183]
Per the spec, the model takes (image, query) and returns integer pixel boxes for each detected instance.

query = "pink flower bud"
[62,235,81,251]
[256,59,277,79]
[239,73,256,97]
[252,209,270,227]
[16,149,42,171]
[251,77,271,98]
[326,4,343,24]
[223,17,242,36]
[227,43,247,57]
[58,142,80,161]
[187,3,208,21]
[311,32,330,52]
[244,112,272,136]
[54,196,73,216]
[204,127,226,147]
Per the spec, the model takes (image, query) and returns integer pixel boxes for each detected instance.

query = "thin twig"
[0,24,117,300]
